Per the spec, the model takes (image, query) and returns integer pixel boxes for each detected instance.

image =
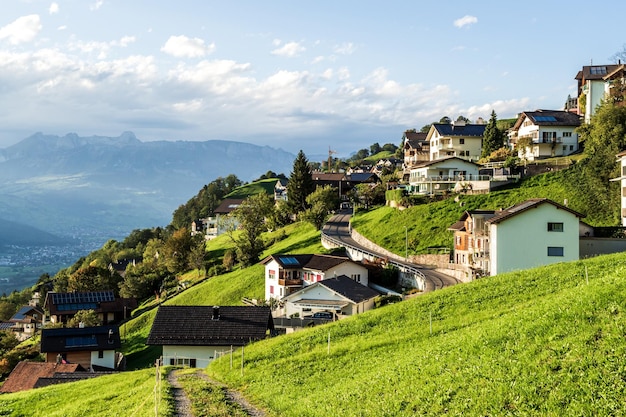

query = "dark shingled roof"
[10,306,44,323]
[146,305,274,347]
[214,198,245,214]
[0,361,84,393]
[512,110,582,130]
[431,123,486,137]
[40,325,121,353]
[486,198,585,225]
[262,254,355,272]
[319,275,380,303]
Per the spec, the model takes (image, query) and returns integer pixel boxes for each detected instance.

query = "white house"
[449,199,585,278]
[408,157,483,195]
[205,198,244,239]
[283,275,380,318]
[575,64,625,123]
[427,121,486,162]
[508,110,581,161]
[146,305,274,368]
[263,254,369,302]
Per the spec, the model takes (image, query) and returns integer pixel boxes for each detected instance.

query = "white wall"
[163,345,235,369]
[90,349,116,370]
[490,203,580,275]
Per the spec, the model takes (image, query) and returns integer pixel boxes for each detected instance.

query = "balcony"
[278,278,303,286]
[412,174,492,183]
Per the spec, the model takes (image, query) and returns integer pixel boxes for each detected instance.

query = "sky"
[1,1,625,158]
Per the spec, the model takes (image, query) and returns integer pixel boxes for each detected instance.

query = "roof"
[412,156,481,169]
[0,321,15,330]
[312,173,346,181]
[346,172,380,183]
[40,325,121,352]
[262,254,356,272]
[486,199,585,225]
[403,131,429,149]
[214,198,245,214]
[430,123,486,137]
[9,305,44,323]
[43,291,136,316]
[0,361,84,393]
[319,276,380,303]
[576,64,623,81]
[284,275,379,304]
[146,305,274,347]
[448,210,497,231]
[512,110,582,130]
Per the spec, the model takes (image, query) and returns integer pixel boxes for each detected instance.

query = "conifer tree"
[287,150,314,214]
[481,110,504,158]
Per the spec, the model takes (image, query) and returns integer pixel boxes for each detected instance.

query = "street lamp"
[404,226,408,262]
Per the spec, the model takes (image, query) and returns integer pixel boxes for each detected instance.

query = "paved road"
[323,210,459,291]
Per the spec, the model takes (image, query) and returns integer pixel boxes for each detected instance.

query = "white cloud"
[90,1,104,11]
[334,42,355,55]
[49,3,59,14]
[311,55,325,64]
[0,15,42,45]
[454,15,478,28]
[161,35,216,58]
[58,25,67,31]
[117,36,136,47]
[271,41,305,57]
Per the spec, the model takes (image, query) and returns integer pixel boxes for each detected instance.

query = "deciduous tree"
[232,193,274,266]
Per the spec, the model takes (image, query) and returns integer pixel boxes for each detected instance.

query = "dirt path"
[195,371,267,417]
[166,369,193,417]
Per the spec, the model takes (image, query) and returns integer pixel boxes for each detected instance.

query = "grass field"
[0,367,173,416]
[224,178,279,199]
[207,251,626,416]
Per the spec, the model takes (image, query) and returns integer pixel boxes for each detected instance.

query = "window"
[547,222,563,232]
[269,285,274,294]
[623,187,626,197]
[548,247,564,256]
[569,145,574,151]
[268,270,276,279]
[459,138,465,144]
[563,132,572,137]
[98,350,104,359]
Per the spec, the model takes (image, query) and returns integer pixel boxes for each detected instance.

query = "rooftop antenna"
[328,147,337,173]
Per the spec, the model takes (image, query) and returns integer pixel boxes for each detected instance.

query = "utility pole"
[328,147,337,172]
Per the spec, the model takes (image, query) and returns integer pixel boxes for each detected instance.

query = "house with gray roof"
[427,121,486,162]
[282,275,380,318]
[262,254,369,302]
[40,325,122,371]
[575,63,625,123]
[508,110,582,161]
[146,305,274,368]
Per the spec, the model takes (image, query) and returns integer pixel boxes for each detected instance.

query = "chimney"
[212,306,220,320]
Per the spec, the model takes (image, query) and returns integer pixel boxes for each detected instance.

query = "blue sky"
[0,1,624,158]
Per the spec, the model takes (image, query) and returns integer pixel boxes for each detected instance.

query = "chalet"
[204,198,245,239]
[311,172,380,201]
[262,254,369,302]
[449,199,588,278]
[40,325,122,371]
[283,275,380,318]
[1,305,44,341]
[274,178,288,201]
[44,290,137,325]
[146,305,274,368]
[408,157,483,195]
[508,110,581,161]
[575,63,625,123]
[427,121,486,161]
[402,130,430,178]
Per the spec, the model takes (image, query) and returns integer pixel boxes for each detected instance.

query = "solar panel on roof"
[278,256,299,265]
[51,291,114,305]
[534,116,557,122]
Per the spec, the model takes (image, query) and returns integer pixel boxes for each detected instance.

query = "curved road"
[323,210,460,292]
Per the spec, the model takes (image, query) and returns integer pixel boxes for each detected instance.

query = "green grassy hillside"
[224,178,279,199]
[352,168,619,256]
[207,252,626,416]
[121,221,325,369]
[0,367,173,416]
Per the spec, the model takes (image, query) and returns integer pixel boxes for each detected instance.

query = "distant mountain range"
[0,132,296,243]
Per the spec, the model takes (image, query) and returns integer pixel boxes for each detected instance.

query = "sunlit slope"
[208,252,626,416]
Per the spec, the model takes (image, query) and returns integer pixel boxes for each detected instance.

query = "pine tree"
[481,110,504,158]
[287,150,314,214]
